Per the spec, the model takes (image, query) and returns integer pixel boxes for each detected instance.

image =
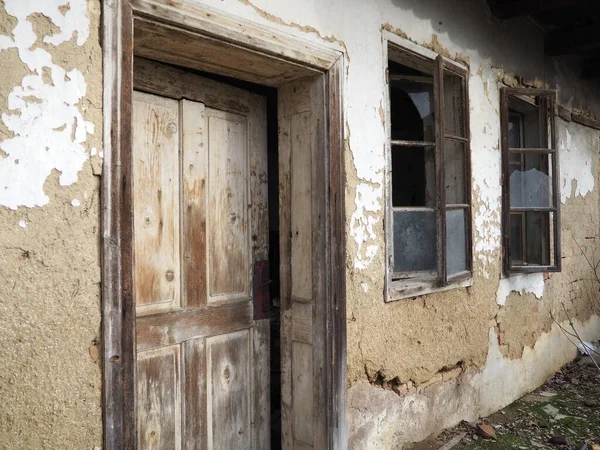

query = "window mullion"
[435,55,447,286]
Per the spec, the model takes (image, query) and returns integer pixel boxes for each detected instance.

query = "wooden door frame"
[101,1,347,448]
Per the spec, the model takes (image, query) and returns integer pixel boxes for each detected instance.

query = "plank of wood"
[206,330,252,450]
[290,111,313,301]
[134,58,253,115]
[181,100,207,309]
[278,82,294,449]
[327,56,348,450]
[102,1,136,448]
[129,0,338,71]
[137,344,182,449]
[249,94,269,263]
[136,301,253,353]
[206,108,250,302]
[134,18,321,88]
[182,338,207,450]
[132,91,181,316]
[252,320,270,450]
[292,302,312,345]
[292,341,314,446]
[572,112,600,131]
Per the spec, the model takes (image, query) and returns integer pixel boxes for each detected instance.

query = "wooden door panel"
[132,92,181,316]
[207,109,249,302]
[279,76,326,450]
[182,337,207,450]
[137,344,182,449]
[207,329,252,450]
[133,60,269,450]
[181,99,207,309]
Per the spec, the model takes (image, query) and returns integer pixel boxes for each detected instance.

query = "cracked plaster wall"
[1,0,599,447]
[0,0,102,448]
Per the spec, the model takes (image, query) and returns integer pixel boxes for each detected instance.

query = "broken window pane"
[393,210,436,272]
[508,97,543,148]
[509,152,552,208]
[446,209,467,275]
[390,81,435,142]
[392,146,436,207]
[444,72,465,138]
[444,140,465,204]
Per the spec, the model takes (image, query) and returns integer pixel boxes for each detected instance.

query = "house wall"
[0,0,103,448]
[0,0,599,449]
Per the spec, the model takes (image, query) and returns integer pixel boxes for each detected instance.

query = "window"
[501,88,561,273]
[386,44,472,300]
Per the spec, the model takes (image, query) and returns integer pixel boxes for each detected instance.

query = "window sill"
[386,276,472,302]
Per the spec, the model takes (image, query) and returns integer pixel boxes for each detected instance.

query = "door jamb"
[101,1,347,449]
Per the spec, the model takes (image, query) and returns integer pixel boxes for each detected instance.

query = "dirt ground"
[408,354,600,450]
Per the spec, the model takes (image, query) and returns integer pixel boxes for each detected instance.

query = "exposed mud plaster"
[349,317,600,449]
[0,0,92,209]
[496,273,545,306]
[559,120,595,204]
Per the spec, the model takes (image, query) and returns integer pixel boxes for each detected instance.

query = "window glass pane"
[509,152,552,208]
[393,210,436,272]
[446,209,467,275]
[510,213,524,262]
[392,146,436,207]
[508,112,522,148]
[444,140,465,204]
[510,211,554,267]
[390,81,435,142]
[508,97,542,148]
[443,72,465,137]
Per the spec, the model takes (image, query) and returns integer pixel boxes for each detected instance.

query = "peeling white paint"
[18,220,27,228]
[0,0,91,210]
[496,273,544,306]
[559,121,595,204]
[71,199,80,207]
[470,68,502,278]
[350,182,382,270]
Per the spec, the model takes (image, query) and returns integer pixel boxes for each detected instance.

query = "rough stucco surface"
[0,0,598,447]
[0,0,102,448]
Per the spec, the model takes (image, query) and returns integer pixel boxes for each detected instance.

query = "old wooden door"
[131,59,269,450]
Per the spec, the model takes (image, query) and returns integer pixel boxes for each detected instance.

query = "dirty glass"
[444,140,465,204]
[443,72,465,138]
[393,210,436,272]
[509,153,552,208]
[446,209,467,275]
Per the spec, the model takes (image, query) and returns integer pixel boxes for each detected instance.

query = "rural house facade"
[1,0,600,448]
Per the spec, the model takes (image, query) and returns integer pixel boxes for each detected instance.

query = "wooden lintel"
[557,104,572,122]
[545,24,600,56]
[489,0,590,20]
[572,112,600,131]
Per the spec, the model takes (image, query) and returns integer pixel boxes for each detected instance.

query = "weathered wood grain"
[132,91,181,315]
[206,108,249,301]
[137,344,182,449]
[207,330,252,450]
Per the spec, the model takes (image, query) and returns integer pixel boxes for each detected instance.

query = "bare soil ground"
[408,355,600,450]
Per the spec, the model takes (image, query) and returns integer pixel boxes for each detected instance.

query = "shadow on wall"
[386,0,600,117]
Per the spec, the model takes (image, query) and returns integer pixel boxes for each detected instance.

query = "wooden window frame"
[500,87,561,274]
[102,1,347,448]
[384,35,473,302]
